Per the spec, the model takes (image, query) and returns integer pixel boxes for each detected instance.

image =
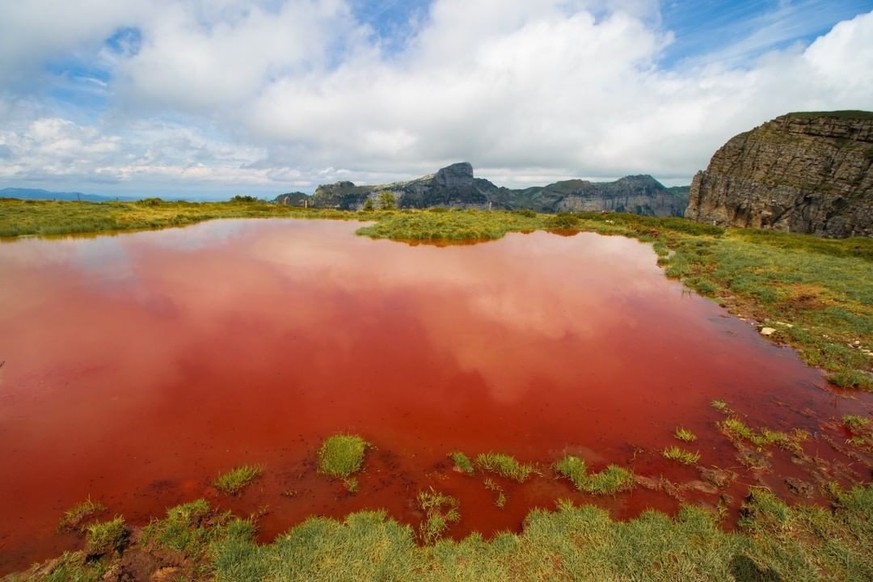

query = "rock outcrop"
[293,163,688,216]
[686,111,873,237]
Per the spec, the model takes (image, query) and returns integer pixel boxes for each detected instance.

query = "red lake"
[0,219,871,573]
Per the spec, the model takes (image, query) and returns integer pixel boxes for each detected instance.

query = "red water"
[0,219,870,573]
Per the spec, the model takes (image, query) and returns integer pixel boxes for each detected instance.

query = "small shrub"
[213,465,263,495]
[230,195,259,203]
[545,213,579,229]
[137,197,164,206]
[512,209,537,218]
[378,192,397,210]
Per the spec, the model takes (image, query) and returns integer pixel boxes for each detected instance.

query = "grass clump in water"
[474,452,538,482]
[58,497,106,531]
[718,417,806,452]
[417,489,460,544]
[553,455,589,491]
[483,478,507,508]
[711,399,731,413]
[318,433,371,491]
[662,446,701,465]
[554,456,636,495]
[674,427,697,442]
[585,465,636,495]
[213,464,263,495]
[448,451,474,474]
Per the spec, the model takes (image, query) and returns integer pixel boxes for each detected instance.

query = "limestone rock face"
[686,111,873,237]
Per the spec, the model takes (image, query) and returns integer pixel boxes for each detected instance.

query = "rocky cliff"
[292,162,688,217]
[686,111,873,237]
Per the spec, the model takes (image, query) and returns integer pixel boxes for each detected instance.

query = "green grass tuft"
[449,451,475,474]
[417,489,461,544]
[85,516,129,556]
[553,455,588,491]
[585,465,637,495]
[213,464,263,495]
[674,427,697,442]
[318,434,371,491]
[58,497,106,532]
[554,456,636,495]
[662,446,701,465]
[483,478,507,508]
[711,400,729,412]
[474,452,538,482]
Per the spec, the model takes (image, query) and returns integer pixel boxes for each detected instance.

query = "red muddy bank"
[0,219,870,573]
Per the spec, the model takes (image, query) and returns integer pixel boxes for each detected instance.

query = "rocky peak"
[686,111,873,237]
[434,162,474,189]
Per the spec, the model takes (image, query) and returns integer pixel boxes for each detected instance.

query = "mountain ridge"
[279,162,689,217]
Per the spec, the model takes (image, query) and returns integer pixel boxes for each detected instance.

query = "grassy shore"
[10,483,873,581]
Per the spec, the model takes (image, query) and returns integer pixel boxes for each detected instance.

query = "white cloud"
[116,0,361,112]
[0,0,149,86]
[0,1,872,196]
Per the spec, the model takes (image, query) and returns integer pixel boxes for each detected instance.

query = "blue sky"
[1,0,872,198]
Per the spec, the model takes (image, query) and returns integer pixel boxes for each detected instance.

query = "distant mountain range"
[278,163,690,217]
[4,165,692,218]
[0,187,134,202]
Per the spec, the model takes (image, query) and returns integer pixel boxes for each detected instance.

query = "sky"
[0,0,872,199]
